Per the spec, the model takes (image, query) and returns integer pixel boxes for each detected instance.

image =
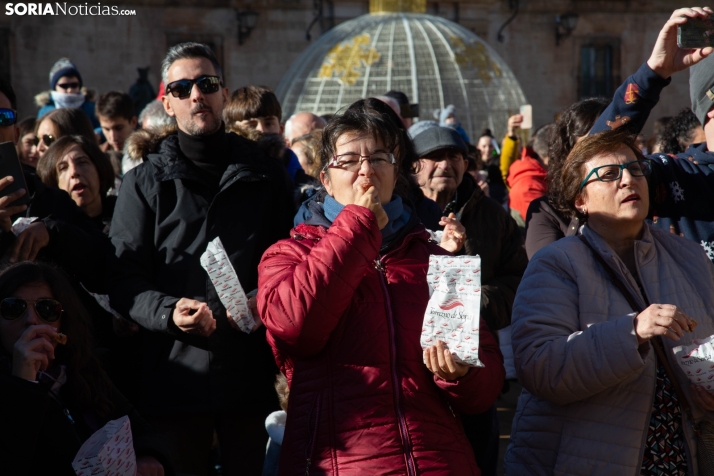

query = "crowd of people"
[2,6,714,476]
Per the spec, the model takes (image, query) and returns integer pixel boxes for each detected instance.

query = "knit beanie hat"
[49,58,82,90]
[689,54,714,126]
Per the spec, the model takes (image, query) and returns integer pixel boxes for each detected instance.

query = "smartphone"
[520,104,533,130]
[0,142,31,207]
[678,16,714,49]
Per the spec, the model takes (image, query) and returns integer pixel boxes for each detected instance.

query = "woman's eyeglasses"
[33,134,56,148]
[326,152,396,172]
[0,108,17,127]
[579,159,652,190]
[165,75,222,99]
[0,298,64,323]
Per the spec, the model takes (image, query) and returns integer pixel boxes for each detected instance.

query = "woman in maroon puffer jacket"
[258,99,505,476]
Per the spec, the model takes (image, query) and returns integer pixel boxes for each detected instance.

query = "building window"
[579,40,620,100]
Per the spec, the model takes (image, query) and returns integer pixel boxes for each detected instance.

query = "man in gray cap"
[588,6,714,261]
[411,125,527,476]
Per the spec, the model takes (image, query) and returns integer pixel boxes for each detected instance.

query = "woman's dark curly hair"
[659,108,701,154]
[321,98,417,198]
[547,97,611,217]
[0,262,115,419]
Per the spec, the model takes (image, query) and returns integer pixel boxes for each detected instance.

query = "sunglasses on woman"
[0,298,64,323]
[0,108,17,127]
[33,134,56,148]
[165,75,222,99]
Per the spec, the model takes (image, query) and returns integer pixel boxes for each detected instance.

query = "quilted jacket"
[505,223,714,475]
[257,204,505,475]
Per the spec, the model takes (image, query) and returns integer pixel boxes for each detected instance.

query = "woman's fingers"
[691,384,714,411]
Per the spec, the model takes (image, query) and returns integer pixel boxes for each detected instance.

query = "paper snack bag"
[673,335,714,389]
[421,255,484,367]
[200,236,256,333]
[72,415,137,476]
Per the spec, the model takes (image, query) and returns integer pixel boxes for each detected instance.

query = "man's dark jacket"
[416,174,528,332]
[107,132,294,416]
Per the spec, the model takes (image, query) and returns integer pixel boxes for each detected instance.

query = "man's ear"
[162,95,175,117]
[222,87,229,109]
[130,116,138,129]
[13,125,19,145]
[707,108,714,120]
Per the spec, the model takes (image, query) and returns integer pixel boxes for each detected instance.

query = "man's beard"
[179,102,222,136]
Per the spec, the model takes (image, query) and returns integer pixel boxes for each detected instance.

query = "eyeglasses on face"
[33,134,56,148]
[326,152,396,172]
[579,159,652,190]
[165,75,222,99]
[56,82,80,90]
[0,108,17,127]
[0,298,64,323]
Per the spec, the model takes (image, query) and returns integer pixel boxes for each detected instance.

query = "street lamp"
[237,9,259,45]
[555,12,578,46]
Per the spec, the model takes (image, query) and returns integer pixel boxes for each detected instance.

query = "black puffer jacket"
[107,132,294,416]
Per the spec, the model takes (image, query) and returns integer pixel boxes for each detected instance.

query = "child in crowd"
[224,85,306,185]
[96,91,138,153]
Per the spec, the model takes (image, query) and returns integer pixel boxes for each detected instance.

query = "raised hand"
[647,7,714,79]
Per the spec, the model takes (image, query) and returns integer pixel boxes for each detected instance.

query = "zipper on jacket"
[374,258,417,476]
[305,392,322,475]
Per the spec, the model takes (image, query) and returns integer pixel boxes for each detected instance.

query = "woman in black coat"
[0,262,172,475]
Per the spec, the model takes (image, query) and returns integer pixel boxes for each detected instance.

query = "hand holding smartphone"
[678,15,714,48]
[0,142,30,231]
[519,105,533,130]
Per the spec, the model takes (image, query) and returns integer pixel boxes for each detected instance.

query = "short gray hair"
[139,99,176,130]
[160,42,223,89]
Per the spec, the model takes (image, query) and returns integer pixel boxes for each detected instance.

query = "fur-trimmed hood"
[123,124,178,161]
[34,87,97,107]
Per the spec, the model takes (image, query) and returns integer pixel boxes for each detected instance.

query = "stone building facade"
[0,0,686,136]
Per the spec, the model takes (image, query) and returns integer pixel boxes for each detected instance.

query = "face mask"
[50,91,85,110]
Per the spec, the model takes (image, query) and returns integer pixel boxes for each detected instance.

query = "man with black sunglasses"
[107,42,294,476]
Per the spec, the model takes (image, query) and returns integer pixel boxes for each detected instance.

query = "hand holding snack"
[173,298,216,336]
[424,340,469,381]
[355,184,388,229]
[137,455,165,476]
[633,303,696,344]
[12,324,59,381]
[439,213,466,253]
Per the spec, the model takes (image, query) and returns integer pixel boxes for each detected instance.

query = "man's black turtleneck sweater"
[178,123,230,189]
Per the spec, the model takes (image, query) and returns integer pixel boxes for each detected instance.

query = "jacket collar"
[444,173,483,217]
[681,142,714,163]
[147,133,266,187]
[293,197,428,254]
[581,222,656,304]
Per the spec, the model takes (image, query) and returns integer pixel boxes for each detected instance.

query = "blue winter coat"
[37,96,100,128]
